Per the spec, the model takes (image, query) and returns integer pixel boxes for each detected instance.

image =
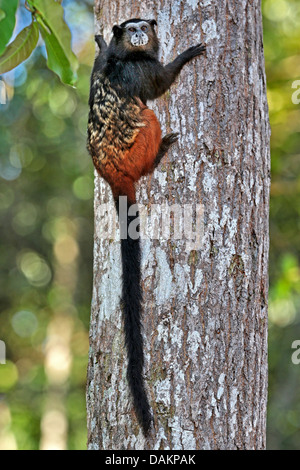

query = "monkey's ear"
[148,19,157,27]
[112,24,123,38]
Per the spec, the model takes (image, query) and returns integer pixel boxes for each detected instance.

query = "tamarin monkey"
[87,18,206,435]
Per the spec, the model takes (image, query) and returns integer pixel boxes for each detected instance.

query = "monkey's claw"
[163,132,179,146]
[188,43,206,58]
[154,133,179,168]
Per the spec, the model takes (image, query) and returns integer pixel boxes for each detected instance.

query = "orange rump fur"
[109,103,162,203]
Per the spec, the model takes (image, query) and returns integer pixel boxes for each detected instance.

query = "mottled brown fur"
[87,74,161,202]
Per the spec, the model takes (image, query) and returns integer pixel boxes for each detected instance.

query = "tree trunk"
[87,0,270,450]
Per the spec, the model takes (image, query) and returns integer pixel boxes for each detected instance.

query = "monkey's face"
[112,19,158,53]
[125,21,151,47]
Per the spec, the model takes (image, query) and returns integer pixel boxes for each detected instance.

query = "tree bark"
[87,0,270,450]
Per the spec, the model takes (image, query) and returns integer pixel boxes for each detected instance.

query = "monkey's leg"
[153,132,179,168]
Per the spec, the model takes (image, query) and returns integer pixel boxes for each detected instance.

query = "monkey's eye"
[128,27,136,32]
[141,25,148,32]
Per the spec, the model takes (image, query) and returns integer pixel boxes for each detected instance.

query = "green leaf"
[0,0,19,55]
[30,0,78,85]
[0,21,39,74]
[0,9,6,22]
[38,21,77,87]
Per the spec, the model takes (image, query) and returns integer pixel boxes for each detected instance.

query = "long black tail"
[115,196,152,435]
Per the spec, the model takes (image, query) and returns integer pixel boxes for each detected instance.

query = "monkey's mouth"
[131,33,149,47]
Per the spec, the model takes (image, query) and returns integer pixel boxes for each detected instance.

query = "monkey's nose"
[132,32,148,46]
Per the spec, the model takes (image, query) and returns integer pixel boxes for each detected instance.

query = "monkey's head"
[110,18,159,58]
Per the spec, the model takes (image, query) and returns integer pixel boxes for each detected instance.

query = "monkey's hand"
[184,43,206,60]
[95,34,108,52]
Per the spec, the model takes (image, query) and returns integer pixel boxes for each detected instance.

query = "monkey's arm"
[90,35,108,87]
[89,36,109,105]
[95,34,108,62]
[95,35,107,52]
[148,43,205,100]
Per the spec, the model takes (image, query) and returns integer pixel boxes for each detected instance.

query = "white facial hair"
[131,32,149,47]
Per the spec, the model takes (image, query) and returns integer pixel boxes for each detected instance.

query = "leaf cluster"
[0,0,78,86]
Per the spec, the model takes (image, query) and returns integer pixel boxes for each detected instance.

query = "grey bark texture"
[86,0,270,450]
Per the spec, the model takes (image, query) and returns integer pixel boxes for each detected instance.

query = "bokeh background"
[0,0,299,450]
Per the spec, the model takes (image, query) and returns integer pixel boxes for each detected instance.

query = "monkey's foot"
[154,133,179,168]
[162,132,179,147]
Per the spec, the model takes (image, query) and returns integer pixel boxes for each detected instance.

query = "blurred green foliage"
[0,0,94,450]
[263,0,300,450]
[0,0,299,450]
